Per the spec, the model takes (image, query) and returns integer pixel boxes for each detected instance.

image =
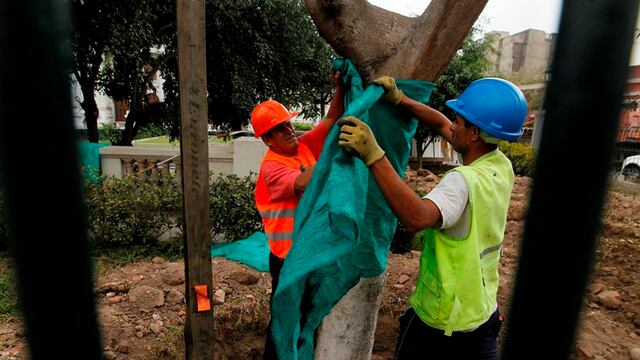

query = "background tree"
[70,0,119,143]
[72,0,337,142]
[306,0,487,81]
[98,0,176,145]
[303,1,490,356]
[70,0,175,144]
[202,0,336,131]
[152,0,340,139]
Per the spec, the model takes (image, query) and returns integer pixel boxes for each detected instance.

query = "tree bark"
[305,0,487,82]
[417,139,425,170]
[305,1,487,358]
[80,82,99,143]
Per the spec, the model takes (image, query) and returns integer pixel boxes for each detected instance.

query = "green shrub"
[498,141,537,177]
[135,123,169,140]
[85,176,182,247]
[98,123,122,145]
[208,173,262,242]
[0,170,262,252]
[85,173,261,247]
[292,122,314,132]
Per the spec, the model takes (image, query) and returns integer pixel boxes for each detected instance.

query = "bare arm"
[320,71,346,131]
[369,157,441,233]
[398,95,454,144]
[294,164,315,195]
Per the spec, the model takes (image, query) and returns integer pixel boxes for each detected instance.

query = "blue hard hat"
[445,78,528,142]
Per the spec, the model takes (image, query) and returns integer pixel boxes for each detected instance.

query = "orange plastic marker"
[194,284,211,312]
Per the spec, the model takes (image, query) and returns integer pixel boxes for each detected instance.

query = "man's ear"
[471,125,481,141]
[261,135,272,147]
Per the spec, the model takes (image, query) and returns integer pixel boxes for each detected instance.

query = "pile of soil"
[0,171,638,360]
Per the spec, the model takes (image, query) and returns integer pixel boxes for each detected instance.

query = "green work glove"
[338,116,385,166]
[373,75,403,105]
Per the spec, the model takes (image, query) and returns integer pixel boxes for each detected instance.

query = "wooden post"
[176,0,214,359]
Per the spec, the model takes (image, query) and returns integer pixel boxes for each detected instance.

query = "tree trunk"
[118,110,140,146]
[305,0,487,82]
[80,83,99,143]
[417,140,425,170]
[305,1,487,358]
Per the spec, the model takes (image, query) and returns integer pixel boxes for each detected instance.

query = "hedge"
[0,174,263,249]
[498,141,537,177]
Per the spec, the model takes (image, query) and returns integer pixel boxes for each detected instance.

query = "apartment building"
[487,29,557,75]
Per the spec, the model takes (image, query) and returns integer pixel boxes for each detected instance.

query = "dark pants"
[264,253,285,360]
[394,308,504,360]
[263,253,315,360]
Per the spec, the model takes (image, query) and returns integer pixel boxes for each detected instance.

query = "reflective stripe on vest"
[259,208,297,219]
[255,143,317,258]
[480,243,502,259]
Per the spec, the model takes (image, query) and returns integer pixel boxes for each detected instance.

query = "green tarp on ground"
[77,142,109,183]
[271,59,435,359]
[210,231,270,272]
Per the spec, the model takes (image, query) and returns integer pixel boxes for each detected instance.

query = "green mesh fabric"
[271,59,435,359]
[210,231,270,272]
[77,141,109,183]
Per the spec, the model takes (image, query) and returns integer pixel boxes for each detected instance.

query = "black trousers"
[263,253,285,360]
[394,308,504,360]
[263,253,315,360]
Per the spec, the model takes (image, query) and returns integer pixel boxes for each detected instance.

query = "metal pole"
[503,1,639,359]
[531,69,552,150]
[0,2,102,359]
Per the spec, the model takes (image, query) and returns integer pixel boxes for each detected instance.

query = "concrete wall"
[232,137,267,177]
[99,137,265,179]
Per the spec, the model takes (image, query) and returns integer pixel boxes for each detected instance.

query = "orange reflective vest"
[255,143,317,259]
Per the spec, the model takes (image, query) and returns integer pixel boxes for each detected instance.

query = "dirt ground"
[0,171,639,359]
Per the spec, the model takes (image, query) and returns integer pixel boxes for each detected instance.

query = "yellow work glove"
[337,116,385,166]
[373,76,403,105]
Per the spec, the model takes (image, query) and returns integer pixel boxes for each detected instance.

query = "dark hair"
[458,114,475,129]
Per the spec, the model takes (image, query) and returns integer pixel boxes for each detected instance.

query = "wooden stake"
[176,0,214,358]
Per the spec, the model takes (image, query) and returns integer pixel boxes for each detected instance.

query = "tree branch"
[305,0,487,82]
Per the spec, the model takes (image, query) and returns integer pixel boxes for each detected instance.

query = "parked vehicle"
[621,155,640,182]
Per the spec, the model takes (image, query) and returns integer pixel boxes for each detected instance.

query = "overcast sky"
[367,0,640,65]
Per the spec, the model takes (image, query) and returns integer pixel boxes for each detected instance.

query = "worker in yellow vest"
[252,72,344,360]
[337,76,528,359]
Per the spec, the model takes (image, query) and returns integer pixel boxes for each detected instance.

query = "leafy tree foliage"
[70,0,120,143]
[415,26,493,168]
[201,0,336,130]
[163,0,337,136]
[97,0,176,145]
[70,0,175,143]
[71,0,334,143]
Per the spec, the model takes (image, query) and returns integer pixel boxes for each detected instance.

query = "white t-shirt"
[424,171,470,239]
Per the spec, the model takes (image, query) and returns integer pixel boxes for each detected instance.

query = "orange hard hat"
[251,99,300,137]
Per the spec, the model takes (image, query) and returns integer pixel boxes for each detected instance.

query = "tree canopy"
[70,0,336,143]
[202,0,336,130]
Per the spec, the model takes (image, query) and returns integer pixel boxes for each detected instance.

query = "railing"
[99,137,267,181]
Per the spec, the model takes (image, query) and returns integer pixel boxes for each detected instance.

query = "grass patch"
[0,255,20,322]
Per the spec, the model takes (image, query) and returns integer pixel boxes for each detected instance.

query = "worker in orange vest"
[252,72,344,360]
